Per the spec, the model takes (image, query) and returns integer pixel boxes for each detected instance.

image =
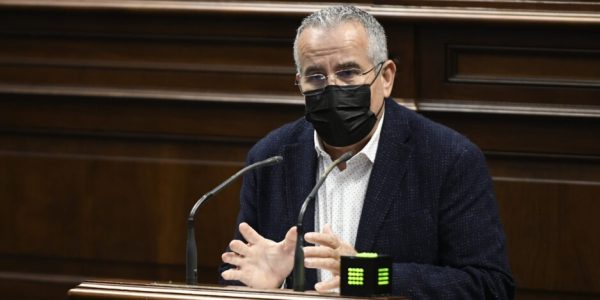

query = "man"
[220,5,514,299]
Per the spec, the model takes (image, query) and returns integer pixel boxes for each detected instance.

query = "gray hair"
[292,5,388,73]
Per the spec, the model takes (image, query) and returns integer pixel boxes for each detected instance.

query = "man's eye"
[305,74,326,83]
[336,69,362,80]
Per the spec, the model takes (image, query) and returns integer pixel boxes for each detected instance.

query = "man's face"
[296,22,390,116]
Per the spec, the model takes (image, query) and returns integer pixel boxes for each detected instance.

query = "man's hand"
[221,222,296,289]
[304,224,358,292]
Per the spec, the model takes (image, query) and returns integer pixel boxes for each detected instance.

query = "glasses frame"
[295,61,385,95]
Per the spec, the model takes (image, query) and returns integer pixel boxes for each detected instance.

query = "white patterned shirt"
[312,113,384,284]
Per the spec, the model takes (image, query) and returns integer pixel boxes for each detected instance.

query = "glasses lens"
[297,62,384,95]
[300,74,326,92]
[334,69,363,85]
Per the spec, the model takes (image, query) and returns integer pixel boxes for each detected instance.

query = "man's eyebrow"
[336,62,362,70]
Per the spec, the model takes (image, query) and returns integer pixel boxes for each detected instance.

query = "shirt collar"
[313,111,384,164]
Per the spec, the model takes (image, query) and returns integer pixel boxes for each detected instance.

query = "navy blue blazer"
[221,99,514,299]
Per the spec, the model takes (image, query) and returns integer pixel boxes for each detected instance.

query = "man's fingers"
[304,245,336,258]
[239,222,265,245]
[305,231,339,249]
[315,275,340,292]
[221,252,244,266]
[337,243,358,256]
[304,257,340,274]
[229,239,249,256]
[221,269,244,282]
[323,223,334,235]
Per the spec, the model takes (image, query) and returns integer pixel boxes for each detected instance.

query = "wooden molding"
[5,83,599,118]
[1,0,600,25]
[0,84,304,105]
[446,45,600,88]
[68,280,408,300]
[418,99,600,118]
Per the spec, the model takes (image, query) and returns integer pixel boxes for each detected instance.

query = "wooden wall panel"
[418,26,600,109]
[490,154,600,294]
[497,181,600,293]
[0,94,303,298]
[0,153,238,264]
[448,46,600,87]
[0,36,297,95]
[0,96,301,139]
[1,1,599,300]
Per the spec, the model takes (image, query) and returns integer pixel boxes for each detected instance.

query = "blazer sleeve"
[392,143,515,299]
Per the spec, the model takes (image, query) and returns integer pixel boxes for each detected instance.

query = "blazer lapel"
[283,133,317,234]
[282,124,319,289]
[355,100,413,252]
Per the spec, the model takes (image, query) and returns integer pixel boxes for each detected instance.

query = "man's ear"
[381,60,397,97]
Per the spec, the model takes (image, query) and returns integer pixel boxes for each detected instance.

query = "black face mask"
[305,84,377,147]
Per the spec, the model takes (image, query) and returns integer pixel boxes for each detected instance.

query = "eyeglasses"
[296,61,384,95]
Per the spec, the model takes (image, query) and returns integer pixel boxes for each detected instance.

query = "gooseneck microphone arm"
[186,155,283,285]
[293,151,353,291]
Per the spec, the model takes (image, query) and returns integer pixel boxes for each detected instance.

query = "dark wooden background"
[1,1,599,299]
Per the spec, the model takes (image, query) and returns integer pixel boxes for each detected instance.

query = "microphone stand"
[293,151,353,291]
[186,155,283,285]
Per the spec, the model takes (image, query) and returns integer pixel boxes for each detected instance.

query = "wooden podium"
[68,280,407,300]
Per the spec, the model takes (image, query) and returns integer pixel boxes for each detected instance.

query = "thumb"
[282,226,297,249]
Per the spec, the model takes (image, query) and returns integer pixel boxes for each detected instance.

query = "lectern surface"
[68,280,408,300]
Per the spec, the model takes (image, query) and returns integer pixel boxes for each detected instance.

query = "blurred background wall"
[0,1,599,299]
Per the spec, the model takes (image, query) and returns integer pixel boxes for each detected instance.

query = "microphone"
[186,155,283,285]
[293,151,353,291]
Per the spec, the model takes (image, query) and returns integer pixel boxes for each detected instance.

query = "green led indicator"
[356,252,378,258]
[378,267,389,285]
[347,267,364,286]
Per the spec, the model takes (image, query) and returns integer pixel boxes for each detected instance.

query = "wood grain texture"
[418,25,600,109]
[0,1,599,300]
